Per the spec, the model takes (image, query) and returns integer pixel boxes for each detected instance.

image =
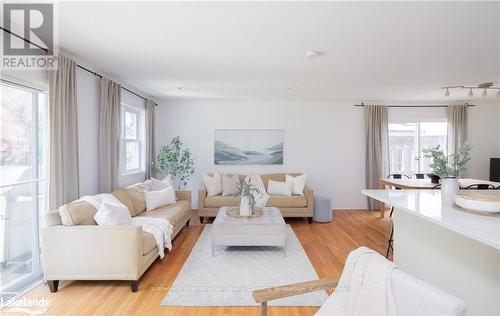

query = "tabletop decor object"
[454,193,500,214]
[423,143,472,204]
[233,180,260,216]
[226,207,264,218]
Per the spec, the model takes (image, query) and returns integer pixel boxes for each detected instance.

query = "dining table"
[377,178,500,218]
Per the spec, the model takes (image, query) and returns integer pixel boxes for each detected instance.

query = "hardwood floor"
[4,210,391,315]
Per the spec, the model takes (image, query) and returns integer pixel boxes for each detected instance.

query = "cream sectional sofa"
[198,173,313,223]
[41,181,191,293]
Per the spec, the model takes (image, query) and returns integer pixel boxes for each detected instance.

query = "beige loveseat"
[198,173,313,223]
[41,181,191,293]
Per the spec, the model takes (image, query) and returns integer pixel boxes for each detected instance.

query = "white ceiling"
[55,1,500,101]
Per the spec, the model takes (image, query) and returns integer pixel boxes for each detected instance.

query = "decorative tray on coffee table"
[226,207,264,218]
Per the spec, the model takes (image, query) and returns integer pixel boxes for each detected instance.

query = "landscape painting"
[214,129,283,165]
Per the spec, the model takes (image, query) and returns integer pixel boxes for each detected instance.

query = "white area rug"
[161,224,328,306]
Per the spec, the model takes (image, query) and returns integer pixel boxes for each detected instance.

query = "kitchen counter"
[362,189,500,315]
[362,189,500,249]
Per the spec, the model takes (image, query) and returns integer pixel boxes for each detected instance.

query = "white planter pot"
[239,196,252,216]
[441,178,459,204]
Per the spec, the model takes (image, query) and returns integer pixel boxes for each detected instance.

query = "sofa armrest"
[176,190,191,204]
[198,187,207,211]
[41,225,143,280]
[304,187,314,210]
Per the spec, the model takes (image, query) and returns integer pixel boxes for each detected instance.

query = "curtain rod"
[354,102,474,108]
[76,65,152,103]
[0,27,154,105]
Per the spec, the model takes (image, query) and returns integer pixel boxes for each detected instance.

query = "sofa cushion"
[260,173,302,191]
[136,200,190,226]
[267,180,292,196]
[144,186,176,211]
[44,210,62,227]
[205,195,240,208]
[112,189,136,215]
[58,201,97,226]
[142,232,157,255]
[204,194,307,208]
[124,182,149,216]
[267,195,307,207]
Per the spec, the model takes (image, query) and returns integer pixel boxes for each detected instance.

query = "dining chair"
[386,209,394,258]
[387,174,410,179]
[413,173,425,179]
[253,248,466,316]
[463,184,496,190]
[384,174,409,256]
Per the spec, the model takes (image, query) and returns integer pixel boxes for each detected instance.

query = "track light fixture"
[442,82,500,97]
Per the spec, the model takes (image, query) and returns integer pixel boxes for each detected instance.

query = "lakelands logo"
[2,2,57,69]
[0,297,50,314]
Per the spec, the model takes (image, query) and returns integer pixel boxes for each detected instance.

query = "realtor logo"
[3,3,53,55]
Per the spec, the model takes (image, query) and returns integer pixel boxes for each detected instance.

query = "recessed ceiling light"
[288,87,296,90]
[306,50,322,58]
[177,86,184,90]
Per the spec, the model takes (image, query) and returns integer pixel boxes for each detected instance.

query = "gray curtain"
[99,78,121,192]
[145,100,157,179]
[48,55,79,210]
[447,104,468,155]
[364,105,389,210]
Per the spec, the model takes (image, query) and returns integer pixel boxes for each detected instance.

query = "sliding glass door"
[0,81,47,301]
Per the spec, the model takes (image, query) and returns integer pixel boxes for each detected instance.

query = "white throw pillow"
[286,174,307,196]
[150,174,174,191]
[244,174,267,195]
[94,202,132,226]
[202,173,223,196]
[144,186,176,211]
[267,180,292,196]
[222,174,240,196]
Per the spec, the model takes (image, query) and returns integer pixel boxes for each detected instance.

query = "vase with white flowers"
[423,143,472,203]
[233,180,260,216]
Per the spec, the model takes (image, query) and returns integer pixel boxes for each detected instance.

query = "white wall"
[76,69,148,195]
[157,99,500,209]
[157,100,367,209]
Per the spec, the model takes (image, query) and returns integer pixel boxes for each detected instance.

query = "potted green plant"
[233,180,260,216]
[423,143,472,203]
[152,136,194,190]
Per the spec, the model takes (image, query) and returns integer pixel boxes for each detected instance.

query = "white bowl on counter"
[454,193,500,213]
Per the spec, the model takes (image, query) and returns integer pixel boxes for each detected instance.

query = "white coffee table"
[211,207,287,257]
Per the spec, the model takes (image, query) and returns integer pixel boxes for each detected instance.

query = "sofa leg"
[47,280,59,293]
[186,220,190,227]
[199,216,204,224]
[131,280,138,292]
[308,217,313,224]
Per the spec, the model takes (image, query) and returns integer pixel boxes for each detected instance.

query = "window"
[388,121,447,175]
[0,81,47,301]
[121,104,145,175]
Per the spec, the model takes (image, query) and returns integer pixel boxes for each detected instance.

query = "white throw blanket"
[244,174,270,208]
[318,247,396,316]
[79,194,173,259]
[131,216,173,258]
